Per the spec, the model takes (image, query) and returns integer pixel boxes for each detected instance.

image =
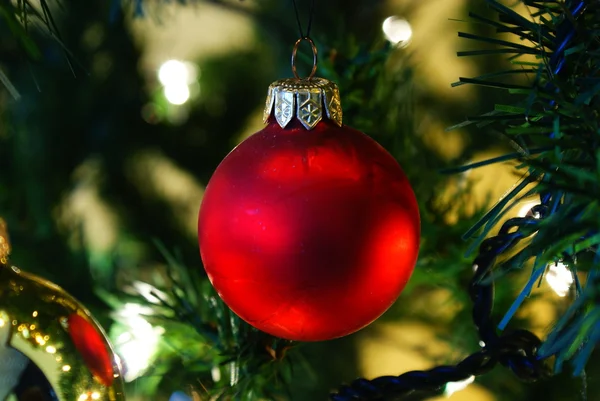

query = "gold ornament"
[0,219,126,401]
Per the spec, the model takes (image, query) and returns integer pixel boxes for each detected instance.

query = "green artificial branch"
[100,241,295,400]
[449,0,600,374]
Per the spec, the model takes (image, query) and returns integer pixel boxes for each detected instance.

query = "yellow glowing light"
[78,394,88,401]
[35,335,46,345]
[382,16,412,47]
[444,375,475,397]
[46,346,57,354]
[91,392,101,400]
[164,84,190,105]
[0,318,5,327]
[30,324,36,330]
[546,261,573,297]
[32,311,38,317]
[62,365,71,372]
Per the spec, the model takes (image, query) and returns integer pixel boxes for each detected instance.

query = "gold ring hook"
[291,37,318,80]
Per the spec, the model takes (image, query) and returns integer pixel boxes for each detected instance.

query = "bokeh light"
[157,59,198,105]
[546,261,574,297]
[382,16,412,47]
[164,84,190,105]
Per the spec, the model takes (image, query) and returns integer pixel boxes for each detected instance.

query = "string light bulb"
[157,60,198,106]
[546,261,573,297]
[382,16,412,47]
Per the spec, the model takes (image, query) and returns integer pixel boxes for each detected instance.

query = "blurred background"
[0,0,597,400]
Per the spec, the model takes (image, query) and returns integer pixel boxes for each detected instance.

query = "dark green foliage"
[1,0,599,400]
[452,0,600,375]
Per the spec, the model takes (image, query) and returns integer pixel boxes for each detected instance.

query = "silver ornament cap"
[263,77,343,130]
[262,37,343,130]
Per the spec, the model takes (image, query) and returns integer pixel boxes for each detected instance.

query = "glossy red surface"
[67,313,114,386]
[198,120,420,341]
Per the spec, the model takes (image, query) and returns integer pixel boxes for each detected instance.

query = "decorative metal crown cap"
[263,36,342,130]
[263,77,343,130]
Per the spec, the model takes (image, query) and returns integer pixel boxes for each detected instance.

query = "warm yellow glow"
[0,318,5,328]
[78,394,88,401]
[546,261,573,297]
[62,365,71,372]
[32,311,38,317]
[46,346,57,354]
[444,376,475,397]
[18,325,29,338]
[382,16,412,47]
[91,392,101,400]
[127,150,205,237]
[59,158,119,255]
[35,335,46,346]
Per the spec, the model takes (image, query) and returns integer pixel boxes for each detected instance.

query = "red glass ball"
[198,120,420,341]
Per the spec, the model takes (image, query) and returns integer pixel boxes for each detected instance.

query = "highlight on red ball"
[198,119,420,341]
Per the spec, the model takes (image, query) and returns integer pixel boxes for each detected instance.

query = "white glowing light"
[119,303,155,317]
[157,60,198,106]
[112,304,164,382]
[211,365,222,382]
[444,375,475,397]
[131,281,169,304]
[382,16,412,47]
[546,261,573,297]
[518,200,541,218]
[164,84,190,105]
[158,60,189,86]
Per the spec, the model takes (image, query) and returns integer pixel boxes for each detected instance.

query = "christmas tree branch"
[100,241,294,399]
[333,1,599,399]
[448,0,599,374]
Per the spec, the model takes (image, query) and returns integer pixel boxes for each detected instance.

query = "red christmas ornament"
[198,53,420,341]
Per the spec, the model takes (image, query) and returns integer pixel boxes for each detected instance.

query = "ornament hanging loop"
[291,37,318,80]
